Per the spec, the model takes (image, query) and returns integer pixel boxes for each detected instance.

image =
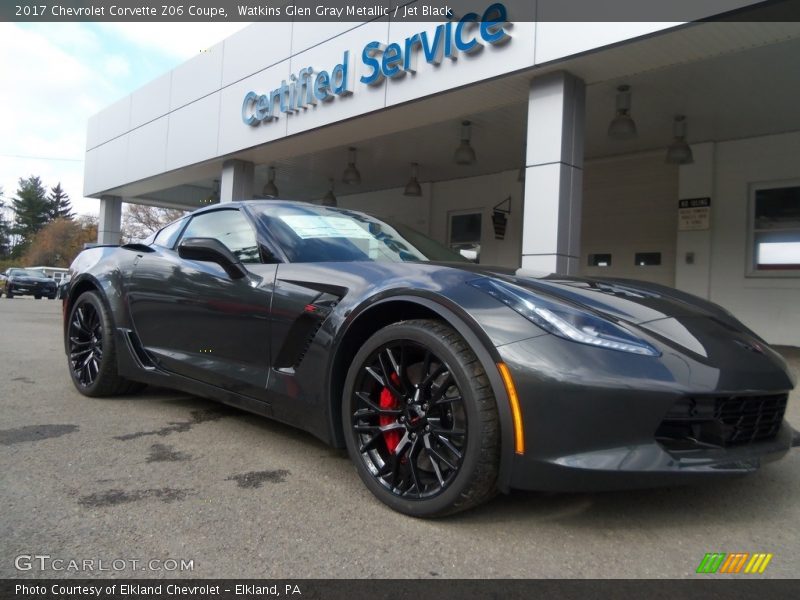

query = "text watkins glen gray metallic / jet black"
[63,201,798,517]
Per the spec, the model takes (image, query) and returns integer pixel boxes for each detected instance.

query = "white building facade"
[84,2,800,344]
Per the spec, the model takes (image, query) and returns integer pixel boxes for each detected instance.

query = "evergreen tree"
[10,176,50,257]
[0,187,11,257]
[47,182,74,220]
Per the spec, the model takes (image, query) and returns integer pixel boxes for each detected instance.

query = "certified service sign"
[241,2,511,127]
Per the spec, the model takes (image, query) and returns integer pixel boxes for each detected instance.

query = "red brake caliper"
[379,373,402,453]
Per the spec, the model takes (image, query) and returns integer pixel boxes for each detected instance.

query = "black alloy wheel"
[66,291,141,397]
[68,298,103,387]
[343,319,499,517]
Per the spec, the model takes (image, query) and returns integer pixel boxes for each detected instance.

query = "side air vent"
[273,293,338,370]
[292,321,324,369]
[122,328,157,370]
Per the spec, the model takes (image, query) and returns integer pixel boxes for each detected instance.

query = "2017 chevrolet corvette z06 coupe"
[63,201,797,517]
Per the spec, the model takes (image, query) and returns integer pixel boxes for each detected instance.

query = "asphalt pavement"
[1,298,798,578]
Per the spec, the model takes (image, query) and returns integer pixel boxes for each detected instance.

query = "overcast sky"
[0,22,247,215]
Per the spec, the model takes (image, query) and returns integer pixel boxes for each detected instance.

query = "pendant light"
[342,147,361,185]
[608,84,637,140]
[262,166,279,197]
[403,163,422,197]
[665,115,694,165]
[454,120,476,165]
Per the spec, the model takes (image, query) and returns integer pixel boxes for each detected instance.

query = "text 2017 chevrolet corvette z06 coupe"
[63,201,797,517]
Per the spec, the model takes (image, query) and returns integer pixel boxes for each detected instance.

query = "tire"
[35,295,41,300]
[342,319,499,518]
[6,290,13,298]
[66,291,141,397]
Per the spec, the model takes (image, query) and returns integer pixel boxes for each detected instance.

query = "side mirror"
[177,237,248,279]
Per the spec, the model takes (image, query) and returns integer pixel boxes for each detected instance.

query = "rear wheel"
[342,319,499,517]
[35,295,41,299]
[66,291,141,396]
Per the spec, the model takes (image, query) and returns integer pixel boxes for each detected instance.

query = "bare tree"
[122,203,187,242]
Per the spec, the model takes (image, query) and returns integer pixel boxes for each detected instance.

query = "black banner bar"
[2,579,800,600]
[3,0,800,22]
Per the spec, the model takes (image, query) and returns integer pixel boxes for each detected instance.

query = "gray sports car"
[63,200,797,517]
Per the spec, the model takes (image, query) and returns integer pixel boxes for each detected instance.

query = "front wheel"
[342,319,499,518]
[66,291,140,396]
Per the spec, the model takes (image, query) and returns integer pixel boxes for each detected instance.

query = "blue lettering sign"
[242,3,512,126]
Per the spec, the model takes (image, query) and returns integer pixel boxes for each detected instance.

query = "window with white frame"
[750,182,800,274]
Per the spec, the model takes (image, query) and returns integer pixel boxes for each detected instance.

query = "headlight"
[469,278,660,356]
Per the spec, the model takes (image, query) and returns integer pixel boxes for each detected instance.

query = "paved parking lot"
[1,298,798,578]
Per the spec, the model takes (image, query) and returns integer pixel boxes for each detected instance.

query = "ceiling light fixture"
[607,84,638,140]
[342,147,361,185]
[321,178,337,206]
[262,166,279,197]
[403,162,422,197]
[665,115,694,165]
[454,120,476,165]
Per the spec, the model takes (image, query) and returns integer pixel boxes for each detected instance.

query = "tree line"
[0,175,188,272]
[0,175,95,270]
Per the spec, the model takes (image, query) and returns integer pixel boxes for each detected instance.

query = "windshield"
[252,203,468,264]
[9,269,40,277]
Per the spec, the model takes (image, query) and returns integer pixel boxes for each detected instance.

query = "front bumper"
[498,334,796,492]
[8,282,57,296]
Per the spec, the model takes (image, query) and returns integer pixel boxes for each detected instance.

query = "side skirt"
[115,328,274,421]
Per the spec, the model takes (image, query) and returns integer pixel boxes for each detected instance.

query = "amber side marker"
[497,362,525,455]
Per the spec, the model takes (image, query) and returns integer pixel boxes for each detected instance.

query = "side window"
[153,218,187,249]
[179,210,260,264]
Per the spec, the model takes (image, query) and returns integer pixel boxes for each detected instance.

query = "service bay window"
[749,182,800,274]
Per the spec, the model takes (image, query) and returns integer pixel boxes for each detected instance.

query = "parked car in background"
[27,266,70,286]
[2,268,58,299]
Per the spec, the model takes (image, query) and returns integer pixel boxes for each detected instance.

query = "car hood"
[439,262,762,337]
[436,263,794,374]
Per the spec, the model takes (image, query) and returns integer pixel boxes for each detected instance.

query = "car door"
[126,208,277,400]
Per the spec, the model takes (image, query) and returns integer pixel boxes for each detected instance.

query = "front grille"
[656,393,787,451]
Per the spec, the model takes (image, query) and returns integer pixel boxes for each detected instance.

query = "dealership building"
[84,2,800,345]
